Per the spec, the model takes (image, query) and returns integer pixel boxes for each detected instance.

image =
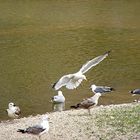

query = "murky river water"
[0,0,140,120]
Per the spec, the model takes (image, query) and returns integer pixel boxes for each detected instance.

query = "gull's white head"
[95,93,102,97]
[8,102,15,108]
[58,91,63,96]
[90,84,96,90]
[41,115,50,130]
[91,93,102,106]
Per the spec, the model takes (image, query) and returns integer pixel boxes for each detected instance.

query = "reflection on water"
[0,1,140,120]
[52,103,65,112]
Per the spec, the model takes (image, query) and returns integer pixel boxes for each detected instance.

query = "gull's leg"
[38,133,42,140]
[88,108,91,115]
[137,97,140,102]
[38,135,41,140]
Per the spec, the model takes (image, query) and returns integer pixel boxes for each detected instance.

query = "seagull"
[90,84,115,94]
[52,51,110,90]
[51,91,65,103]
[17,115,49,140]
[129,88,140,102]
[129,89,140,95]
[6,102,21,119]
[71,93,102,115]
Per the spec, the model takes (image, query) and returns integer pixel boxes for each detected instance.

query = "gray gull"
[129,88,140,102]
[17,115,49,140]
[91,84,114,94]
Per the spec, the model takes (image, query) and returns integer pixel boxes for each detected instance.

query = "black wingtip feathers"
[52,82,56,89]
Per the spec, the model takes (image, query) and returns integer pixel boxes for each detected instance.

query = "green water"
[0,0,140,120]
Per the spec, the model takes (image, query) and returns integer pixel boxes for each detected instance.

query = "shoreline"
[0,103,140,140]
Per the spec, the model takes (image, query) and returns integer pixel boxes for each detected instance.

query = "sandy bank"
[0,103,140,140]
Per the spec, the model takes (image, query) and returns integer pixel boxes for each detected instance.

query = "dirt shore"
[0,103,140,140]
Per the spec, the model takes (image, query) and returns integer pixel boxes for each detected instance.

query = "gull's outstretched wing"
[79,51,110,74]
[52,74,73,90]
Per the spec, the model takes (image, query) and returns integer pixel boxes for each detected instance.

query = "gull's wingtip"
[111,87,115,91]
[52,82,56,89]
[17,129,26,133]
[70,104,79,109]
[70,105,77,109]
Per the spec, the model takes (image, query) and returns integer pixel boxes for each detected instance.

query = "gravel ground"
[0,103,139,140]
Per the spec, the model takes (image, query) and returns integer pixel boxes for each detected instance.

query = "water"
[0,0,140,120]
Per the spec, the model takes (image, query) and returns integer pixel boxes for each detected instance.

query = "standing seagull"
[51,91,65,103]
[6,102,21,119]
[52,51,110,90]
[17,115,49,140]
[91,84,114,94]
[71,93,102,115]
[129,88,140,102]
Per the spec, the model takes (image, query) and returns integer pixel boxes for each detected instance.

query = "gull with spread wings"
[52,51,110,90]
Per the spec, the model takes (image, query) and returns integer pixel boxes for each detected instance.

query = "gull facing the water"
[51,91,65,103]
[91,84,114,94]
[52,51,110,90]
[17,115,49,140]
[6,102,21,119]
[71,93,102,115]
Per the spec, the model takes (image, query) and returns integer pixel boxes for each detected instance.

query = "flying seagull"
[52,51,110,90]
[6,102,21,119]
[129,88,140,102]
[90,84,114,94]
[71,93,102,115]
[17,115,49,140]
[51,91,65,103]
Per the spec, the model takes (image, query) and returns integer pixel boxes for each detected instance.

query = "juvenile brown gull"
[71,93,101,115]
